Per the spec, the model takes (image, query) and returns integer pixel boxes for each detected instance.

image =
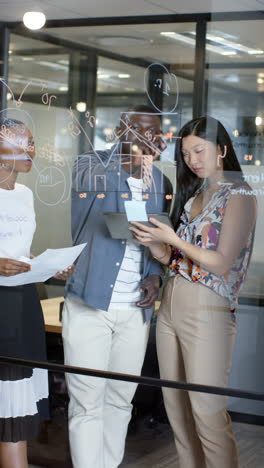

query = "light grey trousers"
[156,275,239,468]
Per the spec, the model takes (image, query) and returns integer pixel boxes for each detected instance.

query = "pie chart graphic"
[144,63,179,113]
[35,166,67,206]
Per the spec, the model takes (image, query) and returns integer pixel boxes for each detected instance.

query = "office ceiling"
[0,0,263,22]
[4,0,264,98]
[46,21,264,65]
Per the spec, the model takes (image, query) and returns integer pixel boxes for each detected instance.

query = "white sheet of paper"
[0,243,87,287]
[124,200,148,222]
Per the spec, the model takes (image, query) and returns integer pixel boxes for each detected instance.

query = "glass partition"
[0,13,264,468]
[49,22,196,161]
[206,18,264,420]
[5,34,75,255]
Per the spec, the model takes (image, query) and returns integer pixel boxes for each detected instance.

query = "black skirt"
[0,284,49,442]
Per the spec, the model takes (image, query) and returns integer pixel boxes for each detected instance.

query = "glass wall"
[206,20,264,165]
[7,34,75,255]
[49,22,196,163]
[206,18,264,417]
[2,14,264,391]
[1,12,264,468]
[5,22,197,257]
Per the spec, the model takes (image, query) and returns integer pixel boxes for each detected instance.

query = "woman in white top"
[0,118,73,468]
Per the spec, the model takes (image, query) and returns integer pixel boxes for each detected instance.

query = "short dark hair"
[121,105,161,122]
[0,117,25,129]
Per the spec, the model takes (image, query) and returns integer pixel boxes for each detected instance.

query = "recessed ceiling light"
[103,128,113,136]
[118,74,130,79]
[97,73,110,79]
[255,116,263,126]
[76,102,86,112]
[163,31,262,57]
[221,51,237,56]
[248,50,264,55]
[170,126,177,133]
[23,11,46,30]
[160,32,235,56]
[37,61,68,71]
[225,74,240,83]
[160,32,195,46]
[96,36,148,47]
[207,33,263,55]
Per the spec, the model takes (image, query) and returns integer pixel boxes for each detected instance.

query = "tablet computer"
[103,212,173,240]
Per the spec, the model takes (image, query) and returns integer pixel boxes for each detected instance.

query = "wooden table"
[41,297,161,334]
[41,296,64,334]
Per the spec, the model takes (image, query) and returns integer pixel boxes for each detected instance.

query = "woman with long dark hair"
[130,116,257,468]
[0,118,74,468]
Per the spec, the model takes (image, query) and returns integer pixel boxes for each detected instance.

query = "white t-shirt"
[109,177,144,310]
[0,183,36,259]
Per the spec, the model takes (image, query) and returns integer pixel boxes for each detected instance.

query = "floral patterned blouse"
[170,182,255,311]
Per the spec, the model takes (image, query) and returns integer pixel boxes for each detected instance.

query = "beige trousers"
[156,275,239,468]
